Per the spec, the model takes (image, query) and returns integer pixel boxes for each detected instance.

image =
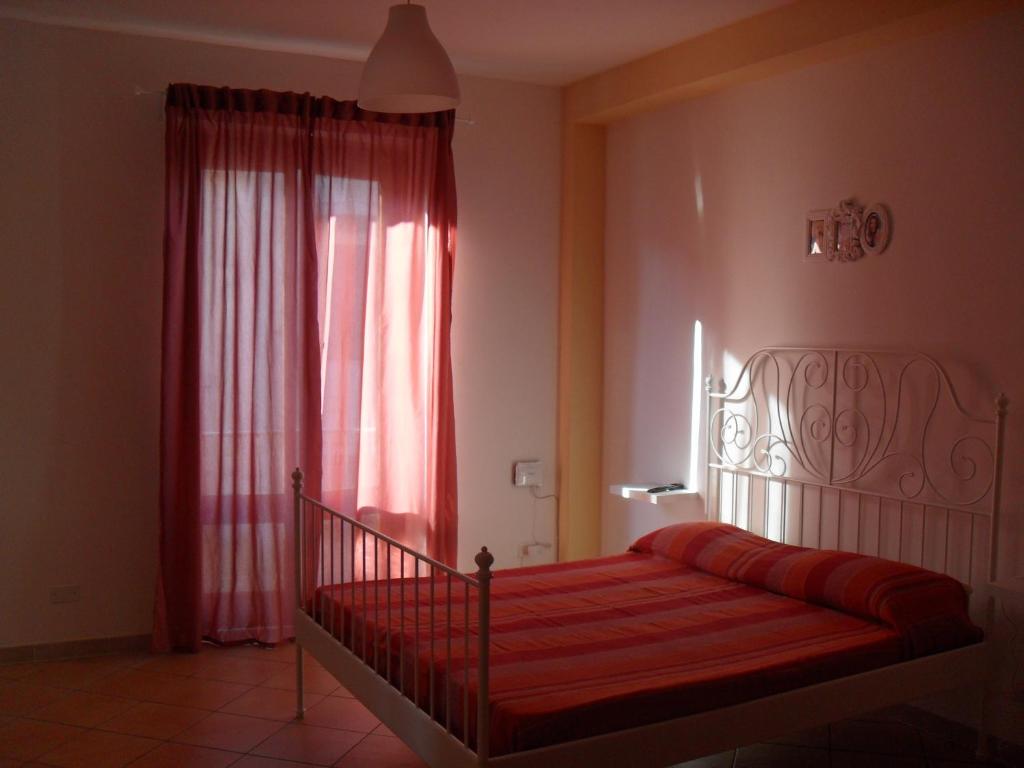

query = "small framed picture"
[805,209,829,263]
[861,203,891,256]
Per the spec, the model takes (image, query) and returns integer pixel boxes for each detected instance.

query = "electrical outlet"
[519,542,551,559]
[50,585,80,605]
[513,460,543,488]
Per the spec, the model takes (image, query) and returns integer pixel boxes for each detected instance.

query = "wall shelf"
[609,484,699,505]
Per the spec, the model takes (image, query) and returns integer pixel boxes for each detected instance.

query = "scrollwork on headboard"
[707,348,1000,513]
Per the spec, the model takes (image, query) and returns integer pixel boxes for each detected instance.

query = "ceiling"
[0,0,792,86]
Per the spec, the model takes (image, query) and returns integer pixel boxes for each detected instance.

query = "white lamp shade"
[358,4,460,114]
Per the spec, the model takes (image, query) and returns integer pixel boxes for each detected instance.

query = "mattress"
[311,522,981,756]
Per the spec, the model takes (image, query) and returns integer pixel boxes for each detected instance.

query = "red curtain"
[155,84,457,652]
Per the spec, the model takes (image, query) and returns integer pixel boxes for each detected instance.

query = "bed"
[291,347,1008,767]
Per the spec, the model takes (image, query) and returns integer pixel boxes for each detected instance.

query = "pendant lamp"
[357,3,460,113]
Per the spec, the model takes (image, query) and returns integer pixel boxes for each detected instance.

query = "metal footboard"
[291,468,493,763]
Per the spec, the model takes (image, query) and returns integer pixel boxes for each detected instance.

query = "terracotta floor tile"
[263,666,340,695]
[735,743,830,767]
[85,670,176,701]
[223,643,298,665]
[173,711,283,752]
[830,751,925,767]
[0,719,84,761]
[33,690,135,727]
[137,654,205,677]
[0,680,69,716]
[673,750,736,767]
[221,686,323,721]
[27,659,126,690]
[148,676,251,710]
[98,701,211,740]
[301,696,379,733]
[35,728,159,767]
[328,684,355,699]
[372,722,395,737]
[125,742,239,768]
[831,720,923,757]
[231,756,315,768]
[0,662,39,681]
[919,729,986,763]
[333,734,426,768]
[252,723,363,766]
[192,655,290,686]
[767,725,829,749]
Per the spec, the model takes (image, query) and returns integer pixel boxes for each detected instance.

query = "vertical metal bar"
[350,520,356,648]
[920,506,927,568]
[320,507,326,626]
[400,551,406,695]
[342,519,347,639]
[291,469,305,720]
[762,477,769,539]
[386,542,392,683]
[349,520,355,647]
[746,474,753,531]
[943,509,951,575]
[876,497,883,558]
[476,548,494,765]
[415,556,421,707]
[781,481,788,544]
[855,494,863,554]
[799,484,805,547]
[828,350,838,485]
[837,492,843,550]
[731,472,738,527]
[968,516,976,584]
[464,580,470,746]
[362,529,368,661]
[330,512,335,638]
[430,565,436,720]
[374,535,380,673]
[446,573,453,733]
[704,377,713,520]
[898,501,905,562]
[817,487,824,549]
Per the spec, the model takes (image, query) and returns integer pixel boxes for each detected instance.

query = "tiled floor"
[0,643,1017,767]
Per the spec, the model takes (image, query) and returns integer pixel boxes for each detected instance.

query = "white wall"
[602,8,1024,734]
[0,19,560,649]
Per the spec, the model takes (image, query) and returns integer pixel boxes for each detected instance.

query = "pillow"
[630,522,982,656]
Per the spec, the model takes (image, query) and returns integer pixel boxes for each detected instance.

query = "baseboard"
[0,633,151,664]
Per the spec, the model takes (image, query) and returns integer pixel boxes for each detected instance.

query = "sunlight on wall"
[693,174,704,219]
[689,320,703,490]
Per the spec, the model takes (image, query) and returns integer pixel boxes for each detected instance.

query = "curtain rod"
[133,86,476,125]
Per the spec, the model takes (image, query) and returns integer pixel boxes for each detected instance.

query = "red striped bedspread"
[312,523,980,756]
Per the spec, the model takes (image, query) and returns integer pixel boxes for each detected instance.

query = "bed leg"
[296,641,305,720]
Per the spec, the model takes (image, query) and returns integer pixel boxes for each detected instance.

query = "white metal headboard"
[704,348,1007,587]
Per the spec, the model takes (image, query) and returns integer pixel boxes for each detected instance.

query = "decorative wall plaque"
[805,199,891,263]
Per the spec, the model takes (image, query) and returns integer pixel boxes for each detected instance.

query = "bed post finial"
[475,546,494,578]
[292,467,304,492]
[704,375,713,393]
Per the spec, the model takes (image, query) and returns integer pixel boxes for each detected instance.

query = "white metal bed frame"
[292,346,1008,767]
